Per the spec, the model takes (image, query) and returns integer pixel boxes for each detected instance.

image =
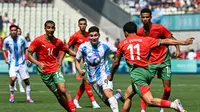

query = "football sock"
[17,76,24,90]
[108,96,119,112]
[26,85,31,99]
[85,85,95,102]
[122,110,127,112]
[65,101,76,112]
[140,99,146,111]
[14,80,17,90]
[74,83,85,100]
[162,87,171,100]
[160,100,172,108]
[9,85,14,96]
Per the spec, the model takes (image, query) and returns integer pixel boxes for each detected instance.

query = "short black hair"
[9,25,18,30]
[44,20,55,27]
[140,8,152,16]
[78,18,87,23]
[123,22,137,33]
[88,26,99,33]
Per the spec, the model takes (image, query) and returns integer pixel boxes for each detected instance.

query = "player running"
[76,26,124,112]
[3,25,34,103]
[108,22,193,112]
[59,18,100,108]
[27,20,76,112]
[137,8,181,112]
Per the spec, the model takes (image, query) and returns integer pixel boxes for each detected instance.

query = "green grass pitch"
[0,74,199,112]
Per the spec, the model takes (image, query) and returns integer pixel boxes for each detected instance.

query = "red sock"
[140,99,146,110]
[74,83,85,100]
[67,101,76,112]
[160,100,172,108]
[162,87,171,100]
[122,109,127,112]
[85,84,95,102]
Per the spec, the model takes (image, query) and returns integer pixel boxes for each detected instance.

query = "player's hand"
[38,62,46,69]
[79,69,86,76]
[5,59,8,64]
[185,37,194,45]
[175,50,181,58]
[107,75,113,81]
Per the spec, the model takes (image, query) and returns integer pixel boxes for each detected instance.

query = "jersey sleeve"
[104,42,117,53]
[68,34,77,47]
[76,44,84,60]
[147,37,162,49]
[29,39,40,53]
[2,39,7,51]
[161,25,172,39]
[116,42,123,57]
[59,40,69,51]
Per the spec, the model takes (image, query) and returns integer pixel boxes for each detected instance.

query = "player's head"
[17,27,22,35]
[123,22,137,37]
[44,20,55,37]
[88,26,100,46]
[9,25,18,38]
[78,18,87,31]
[140,8,152,25]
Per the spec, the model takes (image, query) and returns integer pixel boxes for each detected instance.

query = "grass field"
[0,74,199,112]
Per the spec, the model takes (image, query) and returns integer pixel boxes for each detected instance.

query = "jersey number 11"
[127,44,140,60]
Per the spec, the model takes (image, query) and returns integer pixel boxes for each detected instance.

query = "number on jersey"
[127,44,140,60]
[47,48,53,56]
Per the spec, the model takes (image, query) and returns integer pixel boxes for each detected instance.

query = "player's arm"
[2,50,8,64]
[160,37,194,45]
[170,35,181,57]
[27,49,45,69]
[108,56,122,81]
[75,45,85,76]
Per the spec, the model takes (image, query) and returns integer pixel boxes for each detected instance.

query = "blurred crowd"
[171,49,200,60]
[112,0,200,13]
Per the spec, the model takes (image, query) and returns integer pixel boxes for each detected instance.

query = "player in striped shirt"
[2,25,34,103]
[76,26,124,112]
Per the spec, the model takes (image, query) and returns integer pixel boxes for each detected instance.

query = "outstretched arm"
[161,37,194,45]
[170,36,181,57]
[108,56,121,81]
[75,59,86,76]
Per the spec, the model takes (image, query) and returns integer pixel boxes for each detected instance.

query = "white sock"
[108,96,119,112]
[160,108,164,112]
[17,76,24,90]
[141,110,145,112]
[26,85,31,99]
[170,102,177,109]
[9,85,14,96]
[14,80,17,89]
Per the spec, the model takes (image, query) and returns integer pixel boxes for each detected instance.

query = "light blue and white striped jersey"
[76,41,117,82]
[2,35,28,67]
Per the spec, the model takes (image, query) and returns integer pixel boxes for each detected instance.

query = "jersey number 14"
[127,44,140,60]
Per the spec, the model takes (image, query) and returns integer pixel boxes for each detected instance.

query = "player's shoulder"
[152,23,165,29]
[18,35,26,40]
[3,36,11,42]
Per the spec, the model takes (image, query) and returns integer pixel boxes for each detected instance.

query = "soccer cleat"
[76,75,83,80]
[73,100,82,108]
[116,89,125,102]
[26,98,34,103]
[92,101,100,109]
[9,96,14,103]
[174,99,186,112]
[159,108,164,112]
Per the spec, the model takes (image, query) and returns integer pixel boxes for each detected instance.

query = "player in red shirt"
[59,18,100,108]
[137,8,182,112]
[27,20,76,112]
[108,22,193,112]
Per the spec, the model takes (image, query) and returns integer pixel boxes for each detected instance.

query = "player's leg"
[73,79,85,108]
[122,84,135,112]
[8,68,17,103]
[54,71,76,112]
[83,78,100,108]
[17,72,25,92]
[14,78,17,91]
[19,65,33,103]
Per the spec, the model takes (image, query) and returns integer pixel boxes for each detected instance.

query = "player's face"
[89,32,99,46]
[140,13,151,25]
[78,20,87,31]
[45,23,55,37]
[17,29,21,35]
[10,27,18,38]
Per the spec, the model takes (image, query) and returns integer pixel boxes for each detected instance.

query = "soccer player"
[76,26,124,112]
[59,18,100,108]
[137,8,181,112]
[2,25,34,103]
[108,22,193,112]
[27,20,76,112]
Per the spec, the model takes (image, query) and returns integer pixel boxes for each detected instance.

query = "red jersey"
[116,34,161,68]
[137,24,172,64]
[68,30,89,51]
[29,34,69,74]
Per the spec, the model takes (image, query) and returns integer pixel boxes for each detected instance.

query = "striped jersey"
[3,35,28,67]
[76,41,116,82]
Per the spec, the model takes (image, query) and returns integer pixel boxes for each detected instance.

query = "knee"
[164,87,171,93]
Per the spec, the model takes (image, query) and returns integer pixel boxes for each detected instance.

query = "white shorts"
[9,63,29,80]
[91,76,113,102]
